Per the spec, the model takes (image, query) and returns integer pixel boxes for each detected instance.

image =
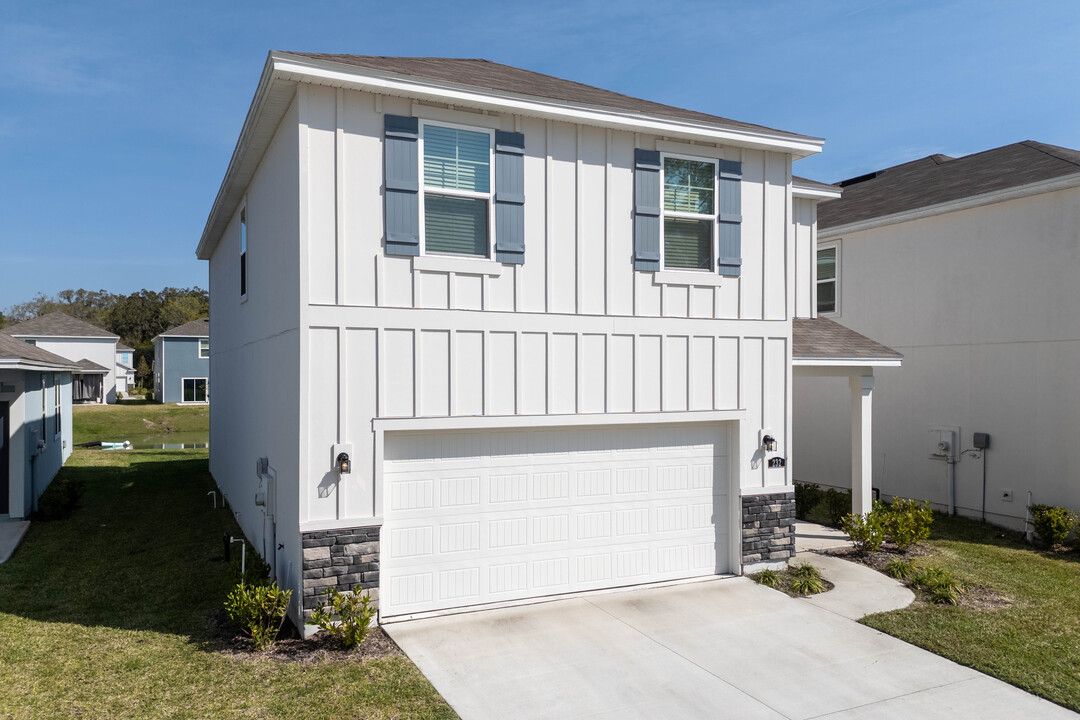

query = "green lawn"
[72,403,209,445]
[861,514,1080,711]
[0,449,456,719]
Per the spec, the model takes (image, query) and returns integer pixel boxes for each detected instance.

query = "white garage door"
[381,423,731,618]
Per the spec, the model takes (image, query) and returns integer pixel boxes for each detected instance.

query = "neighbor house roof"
[6,311,118,340]
[0,333,82,372]
[72,358,110,374]
[793,317,902,364]
[820,141,1080,230]
[198,52,826,260]
[155,317,209,340]
[117,343,134,352]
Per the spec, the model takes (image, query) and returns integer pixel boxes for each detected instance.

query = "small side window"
[240,207,247,298]
[817,243,839,315]
[199,339,210,359]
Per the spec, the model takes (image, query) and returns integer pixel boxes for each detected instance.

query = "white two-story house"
[197,53,898,632]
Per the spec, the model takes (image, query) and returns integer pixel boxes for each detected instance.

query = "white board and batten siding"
[295,84,796,533]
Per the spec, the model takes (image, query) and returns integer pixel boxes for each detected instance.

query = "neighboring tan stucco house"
[197,52,898,632]
[5,312,119,405]
[152,318,210,404]
[0,333,76,519]
[794,141,1080,530]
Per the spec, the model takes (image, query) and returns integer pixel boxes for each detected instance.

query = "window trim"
[181,377,209,404]
[239,202,248,302]
[816,240,840,317]
[198,339,210,359]
[659,152,718,273]
[40,375,47,448]
[53,374,61,438]
[417,119,497,260]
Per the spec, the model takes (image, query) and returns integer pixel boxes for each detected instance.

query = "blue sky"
[2,0,1077,309]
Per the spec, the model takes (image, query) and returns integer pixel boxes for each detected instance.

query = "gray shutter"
[384,114,420,256]
[494,130,525,264]
[634,149,661,271]
[717,159,742,276]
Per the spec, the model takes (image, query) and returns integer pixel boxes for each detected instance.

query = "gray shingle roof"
[117,343,134,352]
[819,141,1080,229]
[793,317,902,362]
[286,54,814,140]
[72,358,110,373]
[0,333,82,370]
[158,317,209,338]
[5,311,118,339]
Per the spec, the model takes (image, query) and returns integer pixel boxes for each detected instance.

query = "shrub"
[794,482,824,520]
[116,390,124,400]
[752,569,782,589]
[1030,504,1077,548]
[912,566,963,605]
[885,558,916,581]
[35,475,85,520]
[841,508,886,554]
[224,581,292,650]
[882,497,933,550]
[822,489,851,527]
[146,390,154,402]
[788,563,825,595]
[311,587,376,649]
[231,545,272,586]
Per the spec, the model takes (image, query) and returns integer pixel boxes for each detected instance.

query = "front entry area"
[380,423,732,618]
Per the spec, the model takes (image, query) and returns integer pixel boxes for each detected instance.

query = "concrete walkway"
[795,521,852,552]
[795,552,915,620]
[386,578,1077,720]
[0,520,30,564]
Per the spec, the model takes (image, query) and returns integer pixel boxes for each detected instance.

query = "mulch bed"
[819,544,1015,611]
[207,609,404,664]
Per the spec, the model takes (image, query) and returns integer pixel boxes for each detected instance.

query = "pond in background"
[125,431,210,450]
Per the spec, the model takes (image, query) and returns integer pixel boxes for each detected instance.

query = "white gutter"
[821,171,1080,239]
[0,359,82,372]
[793,357,902,368]
[792,184,842,200]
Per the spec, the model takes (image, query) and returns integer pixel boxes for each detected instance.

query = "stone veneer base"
[741,492,795,567]
[301,526,380,622]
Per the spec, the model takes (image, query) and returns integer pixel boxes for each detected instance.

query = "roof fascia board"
[8,333,118,340]
[792,357,902,367]
[793,184,842,200]
[0,359,80,372]
[272,54,824,157]
[821,171,1080,239]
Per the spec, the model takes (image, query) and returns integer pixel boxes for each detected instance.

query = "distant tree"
[161,292,209,330]
[135,356,151,388]
[0,311,6,328]
[7,289,117,325]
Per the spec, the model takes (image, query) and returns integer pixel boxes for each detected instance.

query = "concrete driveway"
[385,578,1076,720]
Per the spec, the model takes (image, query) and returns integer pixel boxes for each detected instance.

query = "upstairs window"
[817,244,839,314]
[239,207,247,297]
[199,339,210,359]
[663,157,716,271]
[422,124,493,258]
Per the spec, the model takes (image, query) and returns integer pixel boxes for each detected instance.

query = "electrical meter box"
[928,426,959,461]
[973,432,991,449]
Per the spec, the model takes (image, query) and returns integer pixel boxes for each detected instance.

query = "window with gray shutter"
[494,130,525,264]
[384,115,420,256]
[716,159,742,276]
[633,149,661,271]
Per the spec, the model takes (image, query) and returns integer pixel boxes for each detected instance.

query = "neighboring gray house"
[5,312,119,404]
[795,141,1080,529]
[0,333,76,519]
[153,318,210,404]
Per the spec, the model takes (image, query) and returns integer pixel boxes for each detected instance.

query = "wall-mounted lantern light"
[336,452,351,474]
[762,435,777,453]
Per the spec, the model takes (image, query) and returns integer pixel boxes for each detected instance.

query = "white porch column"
[849,374,874,516]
